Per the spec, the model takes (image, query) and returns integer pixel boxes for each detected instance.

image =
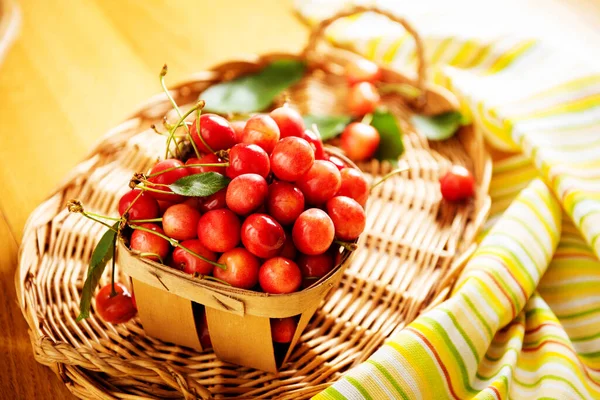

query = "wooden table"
[1,0,599,398]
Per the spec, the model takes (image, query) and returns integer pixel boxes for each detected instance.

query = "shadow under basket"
[118,240,354,372]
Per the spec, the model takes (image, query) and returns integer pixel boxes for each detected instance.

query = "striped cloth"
[294,2,600,399]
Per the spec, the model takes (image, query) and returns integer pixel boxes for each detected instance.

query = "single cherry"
[327,155,346,171]
[298,252,334,287]
[130,223,171,262]
[171,239,217,275]
[302,129,326,160]
[197,209,241,252]
[190,113,237,153]
[147,159,190,202]
[271,318,297,343]
[266,182,305,225]
[292,209,335,255]
[241,114,280,154]
[95,283,137,324]
[340,122,380,161]
[337,167,370,208]
[198,188,227,213]
[440,165,475,202]
[185,153,226,175]
[345,58,382,85]
[214,248,260,289]
[226,174,268,215]
[231,120,246,143]
[296,160,341,205]
[226,143,270,179]
[270,137,315,182]
[326,196,366,240]
[270,106,305,138]
[162,203,201,240]
[278,235,297,259]
[258,257,302,294]
[347,82,380,116]
[241,214,286,258]
[118,189,160,221]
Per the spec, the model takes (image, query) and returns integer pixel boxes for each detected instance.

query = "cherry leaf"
[411,111,464,141]
[77,222,119,322]
[200,59,306,113]
[169,172,230,197]
[303,114,353,141]
[372,109,405,162]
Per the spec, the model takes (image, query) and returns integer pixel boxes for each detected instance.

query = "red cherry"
[231,120,246,143]
[337,168,369,208]
[197,209,241,252]
[118,189,160,221]
[326,196,366,240]
[266,182,305,226]
[347,82,380,116]
[241,214,286,258]
[440,166,475,202]
[270,137,315,182]
[241,114,280,154]
[278,235,297,259]
[157,200,176,215]
[327,155,346,171]
[171,239,217,275]
[302,129,326,160]
[147,159,190,202]
[298,252,334,287]
[292,209,335,255]
[296,160,341,205]
[190,113,237,153]
[198,189,227,213]
[214,248,260,289]
[270,106,305,138]
[340,122,380,161]
[271,318,297,343]
[185,153,226,175]
[199,309,212,349]
[345,58,382,85]
[226,143,270,179]
[162,203,201,240]
[95,283,137,324]
[226,174,268,215]
[130,223,170,262]
[258,257,302,294]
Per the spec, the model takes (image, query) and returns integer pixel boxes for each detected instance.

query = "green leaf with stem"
[77,222,119,321]
[411,111,465,141]
[302,114,353,141]
[371,109,405,162]
[169,172,230,197]
[200,59,306,113]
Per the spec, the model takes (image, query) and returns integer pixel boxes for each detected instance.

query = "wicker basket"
[16,7,491,399]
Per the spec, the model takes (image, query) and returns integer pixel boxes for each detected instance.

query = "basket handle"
[302,6,428,106]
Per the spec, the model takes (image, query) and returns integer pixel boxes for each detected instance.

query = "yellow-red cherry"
[162,203,201,240]
[197,209,241,253]
[440,166,475,202]
[241,114,280,154]
[270,106,305,138]
[345,58,382,85]
[130,223,170,262]
[190,113,237,153]
[95,283,137,324]
[340,122,380,162]
[292,209,335,255]
[347,82,380,116]
[271,317,298,343]
[326,196,366,240]
[171,239,217,276]
[214,248,260,289]
[258,257,302,294]
[118,189,160,221]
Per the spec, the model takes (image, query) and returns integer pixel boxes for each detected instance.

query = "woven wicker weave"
[16,7,491,399]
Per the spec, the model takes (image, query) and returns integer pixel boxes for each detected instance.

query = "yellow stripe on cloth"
[314,181,561,400]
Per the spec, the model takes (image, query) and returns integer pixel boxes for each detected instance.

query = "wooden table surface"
[1,0,599,398]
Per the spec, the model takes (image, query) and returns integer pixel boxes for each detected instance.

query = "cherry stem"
[137,185,174,195]
[147,162,230,178]
[130,217,163,223]
[361,113,373,125]
[195,106,216,155]
[138,252,164,264]
[81,213,119,232]
[370,165,410,192]
[110,236,117,297]
[83,211,121,222]
[335,240,358,252]
[129,224,227,270]
[204,276,231,286]
[164,101,203,159]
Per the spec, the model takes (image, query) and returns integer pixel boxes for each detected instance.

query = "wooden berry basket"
[16,7,491,399]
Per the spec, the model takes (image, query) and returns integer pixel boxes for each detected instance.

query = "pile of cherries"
[113,104,368,343]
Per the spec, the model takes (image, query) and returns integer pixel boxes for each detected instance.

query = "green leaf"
[303,114,352,141]
[411,111,464,141]
[169,172,230,197]
[372,109,405,162]
[77,222,119,321]
[201,59,306,113]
